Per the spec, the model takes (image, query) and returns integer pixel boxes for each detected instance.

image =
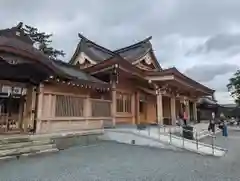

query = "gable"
[69,34,114,65]
[69,34,162,71]
[72,52,97,69]
[133,52,160,71]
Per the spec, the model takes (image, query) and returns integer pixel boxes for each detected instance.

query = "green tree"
[227,70,240,105]
[23,24,65,59]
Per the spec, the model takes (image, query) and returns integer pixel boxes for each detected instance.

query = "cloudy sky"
[1,0,239,104]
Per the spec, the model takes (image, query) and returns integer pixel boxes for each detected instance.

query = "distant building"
[197,97,218,121]
[218,104,240,118]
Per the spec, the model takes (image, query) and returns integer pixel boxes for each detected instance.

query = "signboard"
[1,85,11,94]
[0,85,26,95]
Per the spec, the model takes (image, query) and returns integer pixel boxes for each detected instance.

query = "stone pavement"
[0,131,240,181]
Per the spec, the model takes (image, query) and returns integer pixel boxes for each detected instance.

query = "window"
[116,92,131,113]
[92,100,111,117]
[55,95,84,117]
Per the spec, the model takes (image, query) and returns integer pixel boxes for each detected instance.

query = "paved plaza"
[0,131,240,181]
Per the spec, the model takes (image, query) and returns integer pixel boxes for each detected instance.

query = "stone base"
[53,134,101,150]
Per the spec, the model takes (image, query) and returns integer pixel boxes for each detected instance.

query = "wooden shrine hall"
[0,23,215,134]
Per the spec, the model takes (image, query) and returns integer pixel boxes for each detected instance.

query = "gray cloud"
[184,63,238,82]
[187,33,240,56]
[0,0,239,103]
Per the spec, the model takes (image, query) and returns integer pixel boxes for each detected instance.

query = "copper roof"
[146,67,215,94]
[84,55,145,77]
[0,23,109,87]
[198,97,218,105]
[69,33,115,64]
[0,23,70,79]
[0,22,33,45]
[54,60,108,84]
[114,37,152,62]
[69,33,161,70]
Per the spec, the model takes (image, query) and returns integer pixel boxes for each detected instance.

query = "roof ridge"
[114,36,152,53]
[78,33,115,55]
[54,59,86,71]
[0,22,33,45]
[53,59,107,84]
[174,67,215,92]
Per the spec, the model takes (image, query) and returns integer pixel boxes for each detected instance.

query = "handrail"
[134,124,226,156]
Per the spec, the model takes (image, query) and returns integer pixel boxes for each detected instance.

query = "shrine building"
[0,23,214,134]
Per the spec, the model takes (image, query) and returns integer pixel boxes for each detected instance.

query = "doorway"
[139,100,147,124]
[0,89,25,133]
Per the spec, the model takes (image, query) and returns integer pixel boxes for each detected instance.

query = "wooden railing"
[91,99,111,117]
[55,95,84,117]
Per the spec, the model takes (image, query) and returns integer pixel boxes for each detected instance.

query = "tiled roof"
[114,37,152,62]
[0,23,67,77]
[69,34,154,64]
[53,60,107,84]
[0,23,108,86]
[0,22,33,45]
[198,97,218,105]
[69,34,114,63]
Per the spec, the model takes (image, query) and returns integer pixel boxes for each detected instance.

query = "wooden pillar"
[135,91,140,124]
[84,95,91,119]
[156,90,163,125]
[171,97,176,125]
[23,86,32,132]
[23,85,37,132]
[131,93,135,124]
[111,81,116,127]
[17,96,24,130]
[185,98,190,121]
[193,101,198,121]
[31,86,37,132]
[47,94,53,132]
[36,84,44,134]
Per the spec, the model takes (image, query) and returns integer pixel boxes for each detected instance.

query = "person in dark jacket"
[208,112,216,133]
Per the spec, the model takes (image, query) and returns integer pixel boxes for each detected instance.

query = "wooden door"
[139,101,147,124]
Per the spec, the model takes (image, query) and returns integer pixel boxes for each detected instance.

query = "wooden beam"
[136,86,155,95]
[89,65,115,75]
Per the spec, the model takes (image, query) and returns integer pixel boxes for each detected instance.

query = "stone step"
[0,155,16,161]
[21,148,59,157]
[0,144,56,158]
[0,136,30,144]
[0,148,59,161]
[0,140,53,150]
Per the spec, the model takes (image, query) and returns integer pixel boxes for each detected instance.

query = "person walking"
[178,112,184,126]
[222,120,228,137]
[208,112,216,133]
[237,116,240,126]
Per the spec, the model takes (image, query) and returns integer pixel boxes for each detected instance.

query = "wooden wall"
[36,83,111,134]
[115,76,135,124]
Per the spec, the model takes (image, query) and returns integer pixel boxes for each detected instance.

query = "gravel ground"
[0,131,240,181]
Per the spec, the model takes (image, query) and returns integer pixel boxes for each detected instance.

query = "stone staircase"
[0,136,59,160]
